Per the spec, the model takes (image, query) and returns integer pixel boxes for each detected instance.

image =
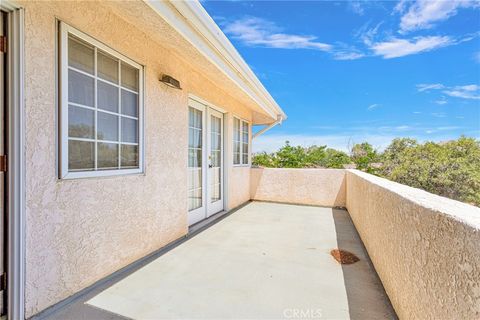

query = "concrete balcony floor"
[43,202,396,320]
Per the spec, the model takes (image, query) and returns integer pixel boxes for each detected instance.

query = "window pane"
[243,143,248,155]
[242,121,249,133]
[189,108,202,129]
[68,70,94,106]
[242,130,249,143]
[233,118,240,141]
[211,116,221,133]
[98,81,119,113]
[211,181,220,202]
[97,51,118,83]
[68,36,94,74]
[243,142,249,164]
[188,188,202,211]
[97,112,119,141]
[98,143,119,169]
[242,154,248,165]
[188,168,202,190]
[121,62,139,91]
[121,145,138,167]
[211,134,220,151]
[68,105,94,139]
[121,90,138,117]
[68,140,94,170]
[189,128,202,149]
[212,150,221,167]
[188,149,202,167]
[234,152,240,165]
[121,118,138,143]
[234,141,240,153]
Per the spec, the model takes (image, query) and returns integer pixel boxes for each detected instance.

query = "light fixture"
[160,75,182,90]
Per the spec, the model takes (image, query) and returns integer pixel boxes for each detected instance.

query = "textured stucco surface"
[346,170,480,319]
[250,168,346,207]
[22,1,253,316]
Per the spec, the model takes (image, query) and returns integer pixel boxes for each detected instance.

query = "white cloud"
[417,83,445,92]
[475,51,480,63]
[333,51,365,60]
[443,89,480,100]
[419,83,480,100]
[413,111,422,114]
[435,99,448,105]
[367,103,381,110]
[431,112,447,117]
[398,0,480,33]
[370,36,453,58]
[348,1,365,15]
[223,17,332,51]
[455,84,480,91]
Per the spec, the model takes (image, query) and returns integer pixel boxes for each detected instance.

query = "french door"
[188,99,224,226]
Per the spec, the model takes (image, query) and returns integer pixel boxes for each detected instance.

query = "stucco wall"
[346,170,480,319]
[250,168,346,207]
[22,1,253,316]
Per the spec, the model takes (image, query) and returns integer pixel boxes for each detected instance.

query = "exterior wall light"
[160,75,182,90]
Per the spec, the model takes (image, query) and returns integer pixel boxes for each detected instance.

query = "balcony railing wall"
[250,168,480,319]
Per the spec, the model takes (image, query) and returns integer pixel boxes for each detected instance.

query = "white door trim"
[187,100,207,226]
[0,2,26,319]
[188,96,226,226]
[206,108,224,217]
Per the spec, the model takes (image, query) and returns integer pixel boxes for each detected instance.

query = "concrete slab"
[85,202,396,319]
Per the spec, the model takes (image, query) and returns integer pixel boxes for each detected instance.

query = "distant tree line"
[252,136,480,206]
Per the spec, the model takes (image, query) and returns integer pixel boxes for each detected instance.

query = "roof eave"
[143,0,287,122]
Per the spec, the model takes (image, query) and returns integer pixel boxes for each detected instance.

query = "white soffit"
[143,0,287,122]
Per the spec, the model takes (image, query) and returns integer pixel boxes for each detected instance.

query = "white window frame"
[59,22,144,179]
[233,116,250,166]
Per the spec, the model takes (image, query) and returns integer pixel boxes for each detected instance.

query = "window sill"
[59,168,144,180]
[233,164,251,168]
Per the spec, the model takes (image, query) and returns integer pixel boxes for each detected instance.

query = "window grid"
[62,26,143,178]
[233,117,250,165]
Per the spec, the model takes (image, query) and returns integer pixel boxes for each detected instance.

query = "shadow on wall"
[331,209,398,320]
[249,167,262,199]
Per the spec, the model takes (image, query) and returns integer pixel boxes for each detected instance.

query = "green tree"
[379,136,480,206]
[274,141,308,168]
[351,142,379,173]
[252,151,275,167]
[304,145,327,167]
[320,148,352,169]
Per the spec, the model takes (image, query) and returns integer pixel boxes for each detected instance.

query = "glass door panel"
[207,109,224,216]
[210,115,221,203]
[188,106,205,224]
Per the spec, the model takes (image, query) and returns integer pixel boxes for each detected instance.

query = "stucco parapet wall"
[250,168,346,207]
[345,169,480,319]
[346,169,480,228]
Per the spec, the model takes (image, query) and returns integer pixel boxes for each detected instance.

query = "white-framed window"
[59,22,144,179]
[233,117,250,165]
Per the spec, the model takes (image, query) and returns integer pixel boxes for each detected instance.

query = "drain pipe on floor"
[253,115,283,139]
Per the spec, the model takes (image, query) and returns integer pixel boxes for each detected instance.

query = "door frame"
[0,2,25,319]
[188,95,226,226]
[205,107,224,217]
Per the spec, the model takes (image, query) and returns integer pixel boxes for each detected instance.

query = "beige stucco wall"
[346,170,480,319]
[250,168,346,207]
[22,1,253,316]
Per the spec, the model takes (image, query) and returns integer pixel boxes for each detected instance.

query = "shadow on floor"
[332,208,398,320]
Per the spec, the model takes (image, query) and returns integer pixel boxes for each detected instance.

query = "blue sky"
[202,0,480,152]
